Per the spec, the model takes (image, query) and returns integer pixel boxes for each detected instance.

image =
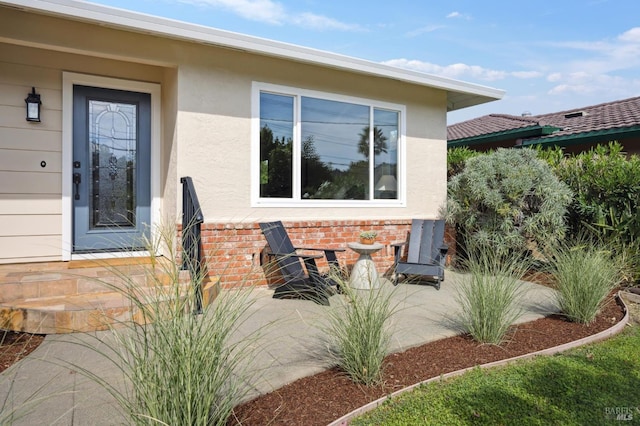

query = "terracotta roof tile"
[448,96,640,142]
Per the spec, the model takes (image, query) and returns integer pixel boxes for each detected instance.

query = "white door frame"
[62,72,161,260]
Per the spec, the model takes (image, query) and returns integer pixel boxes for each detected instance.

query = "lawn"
[352,325,640,425]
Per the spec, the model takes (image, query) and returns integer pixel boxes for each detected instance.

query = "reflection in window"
[258,89,401,202]
[374,109,398,200]
[301,97,369,200]
[260,93,293,198]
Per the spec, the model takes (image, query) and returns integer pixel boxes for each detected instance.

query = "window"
[255,83,403,205]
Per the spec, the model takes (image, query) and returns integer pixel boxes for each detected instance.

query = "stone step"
[0,258,186,304]
[0,258,219,334]
[0,278,219,334]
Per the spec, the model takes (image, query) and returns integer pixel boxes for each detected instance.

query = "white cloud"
[547,73,640,97]
[405,25,445,38]
[291,12,363,31]
[446,11,471,20]
[179,0,285,24]
[511,71,543,79]
[547,73,562,82]
[382,58,539,82]
[175,0,362,30]
[618,27,640,43]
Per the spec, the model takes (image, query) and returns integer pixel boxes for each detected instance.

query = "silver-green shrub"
[548,240,623,324]
[447,148,572,256]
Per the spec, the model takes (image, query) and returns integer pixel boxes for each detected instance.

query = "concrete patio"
[0,272,557,425]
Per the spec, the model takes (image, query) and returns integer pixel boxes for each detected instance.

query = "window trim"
[251,82,406,207]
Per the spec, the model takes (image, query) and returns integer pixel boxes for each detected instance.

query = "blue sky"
[89,0,640,124]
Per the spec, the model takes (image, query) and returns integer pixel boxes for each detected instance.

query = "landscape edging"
[328,292,630,426]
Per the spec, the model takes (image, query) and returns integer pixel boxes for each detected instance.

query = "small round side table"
[347,242,384,290]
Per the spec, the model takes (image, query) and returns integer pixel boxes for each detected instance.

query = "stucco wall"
[0,4,448,266]
[174,46,448,223]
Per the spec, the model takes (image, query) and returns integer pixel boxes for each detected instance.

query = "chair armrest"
[390,242,406,248]
[439,244,449,254]
[296,246,346,253]
[269,251,323,260]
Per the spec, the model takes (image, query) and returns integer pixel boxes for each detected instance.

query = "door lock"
[73,173,81,200]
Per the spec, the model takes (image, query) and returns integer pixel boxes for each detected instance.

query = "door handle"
[73,173,81,200]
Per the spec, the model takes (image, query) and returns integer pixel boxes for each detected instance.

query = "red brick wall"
[198,220,413,288]
[182,219,457,289]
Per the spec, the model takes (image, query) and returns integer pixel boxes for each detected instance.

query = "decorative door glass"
[88,100,137,229]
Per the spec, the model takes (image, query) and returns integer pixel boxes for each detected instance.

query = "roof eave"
[0,0,504,109]
[448,125,559,148]
[522,126,640,148]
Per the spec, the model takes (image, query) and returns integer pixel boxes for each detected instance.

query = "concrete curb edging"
[328,292,630,426]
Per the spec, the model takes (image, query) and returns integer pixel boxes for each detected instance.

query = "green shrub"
[447,148,572,256]
[447,146,483,178]
[454,246,530,345]
[534,145,565,168]
[550,142,640,278]
[547,240,623,324]
[322,280,396,386]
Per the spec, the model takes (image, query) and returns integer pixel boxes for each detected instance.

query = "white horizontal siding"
[0,235,62,261]
[0,195,61,215]
[0,214,61,236]
[0,57,64,262]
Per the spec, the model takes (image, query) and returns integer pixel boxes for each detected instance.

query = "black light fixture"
[25,87,41,122]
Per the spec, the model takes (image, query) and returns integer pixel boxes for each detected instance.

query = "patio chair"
[391,219,448,290]
[259,221,345,305]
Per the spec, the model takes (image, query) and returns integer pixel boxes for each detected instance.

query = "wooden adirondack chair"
[391,219,448,289]
[259,221,345,305]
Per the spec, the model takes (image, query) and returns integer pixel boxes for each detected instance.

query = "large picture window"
[255,83,403,205]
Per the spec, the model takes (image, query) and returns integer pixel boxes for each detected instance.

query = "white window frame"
[251,82,406,207]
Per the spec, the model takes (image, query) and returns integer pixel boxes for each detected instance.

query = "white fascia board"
[1,0,505,109]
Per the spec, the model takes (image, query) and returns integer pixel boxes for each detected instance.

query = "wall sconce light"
[25,87,42,122]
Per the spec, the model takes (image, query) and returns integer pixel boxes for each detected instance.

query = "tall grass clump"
[73,222,263,425]
[323,278,397,386]
[547,240,623,324]
[454,246,530,345]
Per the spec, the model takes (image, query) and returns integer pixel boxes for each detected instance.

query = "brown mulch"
[229,291,627,426]
[0,283,630,426]
[0,331,44,373]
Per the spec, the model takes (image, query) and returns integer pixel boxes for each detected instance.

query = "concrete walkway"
[0,272,557,425]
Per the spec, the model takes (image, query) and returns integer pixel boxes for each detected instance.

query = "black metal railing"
[180,176,205,313]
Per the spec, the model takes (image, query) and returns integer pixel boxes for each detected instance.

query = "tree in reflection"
[358,126,388,159]
[260,125,292,198]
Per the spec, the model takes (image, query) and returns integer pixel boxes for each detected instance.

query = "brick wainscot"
[192,220,456,289]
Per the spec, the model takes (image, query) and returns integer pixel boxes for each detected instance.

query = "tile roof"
[448,96,640,142]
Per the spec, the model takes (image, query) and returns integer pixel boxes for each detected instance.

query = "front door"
[72,85,151,253]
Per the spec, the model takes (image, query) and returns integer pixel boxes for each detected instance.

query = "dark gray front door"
[72,85,151,252]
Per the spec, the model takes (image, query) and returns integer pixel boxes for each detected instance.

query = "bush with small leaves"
[447,148,572,257]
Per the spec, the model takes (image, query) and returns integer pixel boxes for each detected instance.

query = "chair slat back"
[259,221,305,280]
[407,219,445,264]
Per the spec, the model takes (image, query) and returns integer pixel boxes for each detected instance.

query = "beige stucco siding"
[0,4,451,263]
[174,48,448,222]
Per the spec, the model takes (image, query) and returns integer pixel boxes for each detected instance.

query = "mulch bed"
[0,285,629,426]
[229,292,626,426]
[0,331,45,373]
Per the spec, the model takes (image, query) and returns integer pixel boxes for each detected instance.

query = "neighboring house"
[0,0,503,289]
[448,96,640,154]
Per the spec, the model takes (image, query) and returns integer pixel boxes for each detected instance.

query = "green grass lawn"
[352,326,640,425]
